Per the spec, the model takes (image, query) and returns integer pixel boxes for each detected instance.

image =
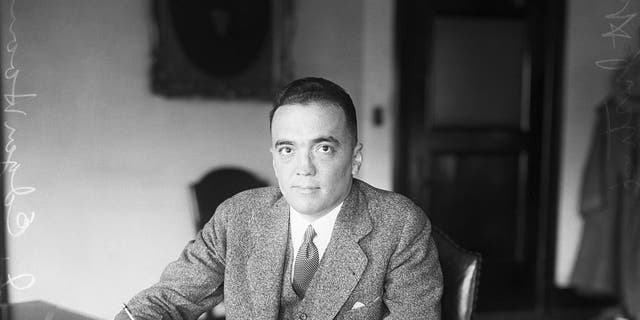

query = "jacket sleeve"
[382,202,443,319]
[114,199,232,320]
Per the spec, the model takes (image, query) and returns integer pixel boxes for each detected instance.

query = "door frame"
[394,0,566,313]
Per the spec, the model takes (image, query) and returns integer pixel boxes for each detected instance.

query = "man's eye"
[317,145,333,153]
[278,147,293,155]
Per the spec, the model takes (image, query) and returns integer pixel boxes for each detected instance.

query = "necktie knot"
[303,225,316,244]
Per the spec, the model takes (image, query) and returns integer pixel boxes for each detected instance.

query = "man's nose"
[296,151,316,176]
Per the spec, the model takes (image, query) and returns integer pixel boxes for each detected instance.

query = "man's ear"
[270,148,279,179]
[351,142,363,176]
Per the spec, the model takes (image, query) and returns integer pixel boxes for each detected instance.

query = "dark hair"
[269,77,358,144]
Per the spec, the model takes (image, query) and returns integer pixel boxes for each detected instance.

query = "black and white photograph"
[0,0,638,319]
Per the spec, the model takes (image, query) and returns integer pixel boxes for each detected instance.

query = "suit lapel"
[301,181,373,320]
[246,196,290,319]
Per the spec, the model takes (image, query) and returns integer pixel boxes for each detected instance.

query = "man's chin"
[289,200,323,216]
[291,204,318,215]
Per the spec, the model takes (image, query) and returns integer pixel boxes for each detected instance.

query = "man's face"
[270,102,362,218]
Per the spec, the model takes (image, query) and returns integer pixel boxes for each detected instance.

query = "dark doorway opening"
[395,0,565,313]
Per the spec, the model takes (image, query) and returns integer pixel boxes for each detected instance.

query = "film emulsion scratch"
[596,0,640,191]
[602,0,636,48]
[1,0,36,293]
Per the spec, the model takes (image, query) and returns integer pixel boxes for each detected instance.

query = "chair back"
[432,227,481,320]
[191,167,266,231]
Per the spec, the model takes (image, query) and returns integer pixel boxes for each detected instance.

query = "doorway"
[395,0,565,312]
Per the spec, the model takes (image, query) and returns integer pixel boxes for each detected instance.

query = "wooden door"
[396,0,564,312]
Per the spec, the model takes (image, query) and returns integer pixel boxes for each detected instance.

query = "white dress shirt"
[289,202,342,277]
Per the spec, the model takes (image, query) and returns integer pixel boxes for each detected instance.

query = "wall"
[291,0,395,190]
[0,0,394,318]
[359,0,396,190]
[555,0,640,286]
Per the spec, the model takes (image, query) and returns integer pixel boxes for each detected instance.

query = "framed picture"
[151,0,294,100]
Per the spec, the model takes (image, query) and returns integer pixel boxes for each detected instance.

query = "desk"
[0,301,99,320]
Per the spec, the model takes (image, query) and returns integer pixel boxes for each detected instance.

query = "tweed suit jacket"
[116,179,442,320]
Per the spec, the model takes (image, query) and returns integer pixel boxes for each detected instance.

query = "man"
[116,77,442,320]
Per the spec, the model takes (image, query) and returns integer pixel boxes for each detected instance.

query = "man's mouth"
[292,186,320,193]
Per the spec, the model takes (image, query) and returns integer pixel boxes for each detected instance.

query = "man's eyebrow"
[312,136,341,145]
[274,140,294,148]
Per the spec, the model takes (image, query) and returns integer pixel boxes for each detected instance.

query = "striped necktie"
[293,225,319,298]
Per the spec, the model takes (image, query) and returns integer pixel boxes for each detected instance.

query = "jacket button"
[297,312,308,320]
